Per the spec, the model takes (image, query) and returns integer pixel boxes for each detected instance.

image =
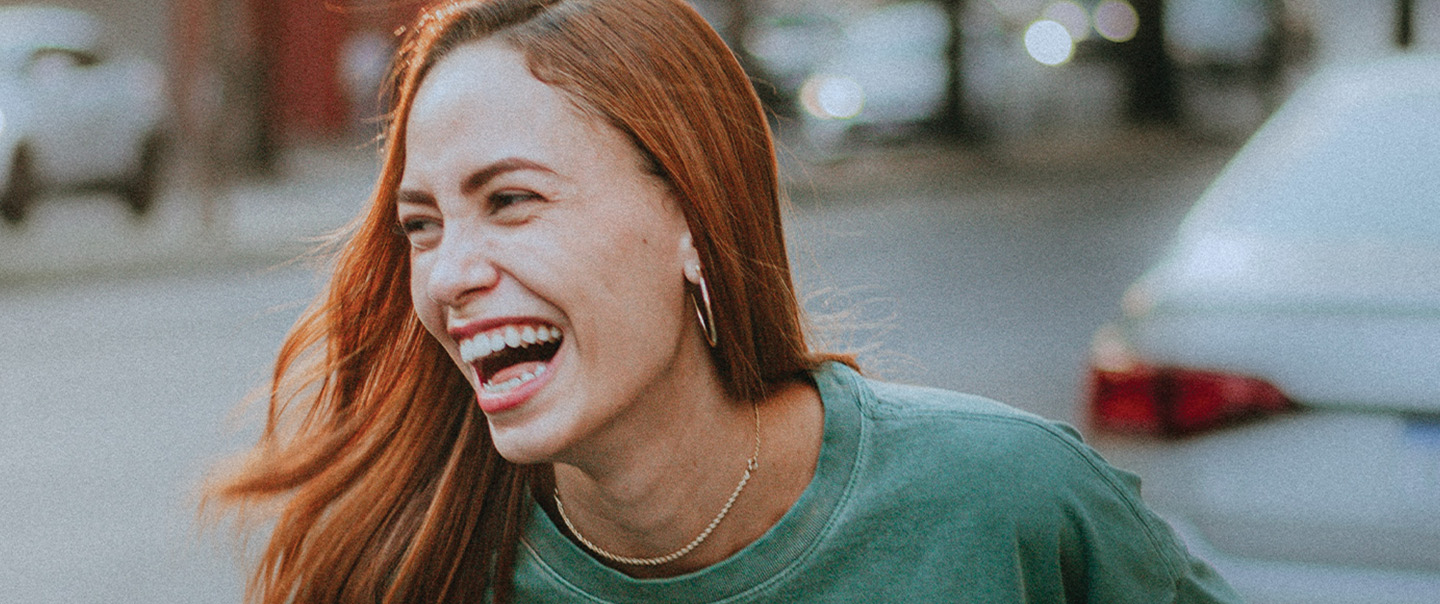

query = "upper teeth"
[459,324,562,364]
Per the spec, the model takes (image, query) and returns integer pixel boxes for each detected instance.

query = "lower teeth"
[482,364,547,395]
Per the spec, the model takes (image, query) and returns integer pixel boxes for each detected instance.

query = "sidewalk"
[0,143,382,283]
[780,125,1237,204]
[0,127,1235,284]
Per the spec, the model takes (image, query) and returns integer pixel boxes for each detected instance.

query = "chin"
[483,413,569,466]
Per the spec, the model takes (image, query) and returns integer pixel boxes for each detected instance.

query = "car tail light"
[1085,325,1295,436]
[1088,362,1294,436]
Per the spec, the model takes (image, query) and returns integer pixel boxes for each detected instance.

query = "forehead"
[412,40,554,122]
[402,40,602,181]
[398,38,670,201]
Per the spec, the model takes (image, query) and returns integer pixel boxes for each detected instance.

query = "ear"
[679,232,703,285]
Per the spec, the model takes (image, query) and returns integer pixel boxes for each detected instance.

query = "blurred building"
[7,0,1432,151]
[1,0,415,163]
[0,0,869,146]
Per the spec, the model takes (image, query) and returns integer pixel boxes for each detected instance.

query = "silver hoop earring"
[692,275,718,348]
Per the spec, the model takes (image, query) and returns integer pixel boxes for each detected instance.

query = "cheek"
[583,231,689,336]
[409,257,447,344]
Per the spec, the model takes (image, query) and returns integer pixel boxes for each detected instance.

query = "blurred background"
[1,0,1438,602]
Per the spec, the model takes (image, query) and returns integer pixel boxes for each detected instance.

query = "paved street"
[1,264,317,602]
[785,134,1232,424]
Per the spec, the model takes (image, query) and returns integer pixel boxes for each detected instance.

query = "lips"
[452,321,564,413]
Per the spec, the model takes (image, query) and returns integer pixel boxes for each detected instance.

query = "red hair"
[208,1,853,602]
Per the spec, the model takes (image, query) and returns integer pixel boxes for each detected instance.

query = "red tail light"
[1088,363,1294,436]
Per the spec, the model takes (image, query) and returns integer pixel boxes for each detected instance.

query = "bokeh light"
[799,74,865,120]
[1024,20,1075,66]
[1042,1,1091,42]
[1094,0,1139,42]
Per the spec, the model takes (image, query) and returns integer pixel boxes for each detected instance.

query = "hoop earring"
[691,275,718,348]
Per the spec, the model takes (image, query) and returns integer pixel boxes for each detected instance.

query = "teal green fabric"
[511,363,1242,603]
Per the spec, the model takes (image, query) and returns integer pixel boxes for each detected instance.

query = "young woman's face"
[397,41,709,463]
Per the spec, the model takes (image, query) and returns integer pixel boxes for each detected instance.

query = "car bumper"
[1093,410,1440,603]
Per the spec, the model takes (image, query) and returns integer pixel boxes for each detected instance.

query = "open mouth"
[458,323,563,396]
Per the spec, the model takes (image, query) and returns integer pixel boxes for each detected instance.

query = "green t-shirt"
[511,363,1241,603]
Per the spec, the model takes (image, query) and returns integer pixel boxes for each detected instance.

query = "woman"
[210,1,1241,602]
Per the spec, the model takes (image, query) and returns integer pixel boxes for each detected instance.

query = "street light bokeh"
[1094,1,1140,42]
[1025,19,1077,66]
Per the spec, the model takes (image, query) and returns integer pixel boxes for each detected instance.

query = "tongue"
[488,360,548,386]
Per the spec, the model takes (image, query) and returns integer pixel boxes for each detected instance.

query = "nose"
[424,227,501,307]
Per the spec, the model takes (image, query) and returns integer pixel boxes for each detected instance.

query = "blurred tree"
[934,0,984,144]
[1397,0,1415,48]
[1252,0,1294,111]
[240,0,279,176]
[1122,0,1180,124]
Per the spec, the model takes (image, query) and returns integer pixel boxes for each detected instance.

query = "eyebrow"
[461,157,554,196]
[396,157,555,207]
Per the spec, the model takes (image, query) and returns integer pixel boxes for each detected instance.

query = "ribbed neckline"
[517,362,868,603]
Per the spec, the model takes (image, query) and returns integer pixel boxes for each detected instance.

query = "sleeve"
[1012,422,1246,604]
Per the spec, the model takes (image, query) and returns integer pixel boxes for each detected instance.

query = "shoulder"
[864,376,1058,431]
[808,364,1124,504]
[833,367,1178,549]
[810,364,1239,601]
[872,375,1191,554]
[813,363,1145,506]
[858,374,1102,483]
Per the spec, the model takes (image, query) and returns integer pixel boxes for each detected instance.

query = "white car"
[0,6,168,225]
[1086,53,1440,604]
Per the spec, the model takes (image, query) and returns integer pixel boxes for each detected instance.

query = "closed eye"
[398,217,437,233]
[396,216,442,249]
[489,190,542,213]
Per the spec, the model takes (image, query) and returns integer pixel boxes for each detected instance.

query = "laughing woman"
[208,1,1241,602]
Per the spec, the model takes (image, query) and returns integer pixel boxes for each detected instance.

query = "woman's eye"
[396,217,441,249]
[490,191,540,213]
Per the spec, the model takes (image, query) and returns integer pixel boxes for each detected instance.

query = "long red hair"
[208,1,851,602]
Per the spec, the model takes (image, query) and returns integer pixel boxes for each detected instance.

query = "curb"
[782,126,1241,202]
[0,145,377,284]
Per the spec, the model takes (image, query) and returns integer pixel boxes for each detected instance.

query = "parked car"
[0,6,168,225]
[1085,53,1440,604]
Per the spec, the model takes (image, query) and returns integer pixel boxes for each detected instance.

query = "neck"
[550,387,758,574]
[546,377,824,578]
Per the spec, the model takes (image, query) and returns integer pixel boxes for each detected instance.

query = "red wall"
[252,0,350,138]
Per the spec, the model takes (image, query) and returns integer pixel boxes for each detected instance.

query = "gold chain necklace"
[553,402,761,567]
